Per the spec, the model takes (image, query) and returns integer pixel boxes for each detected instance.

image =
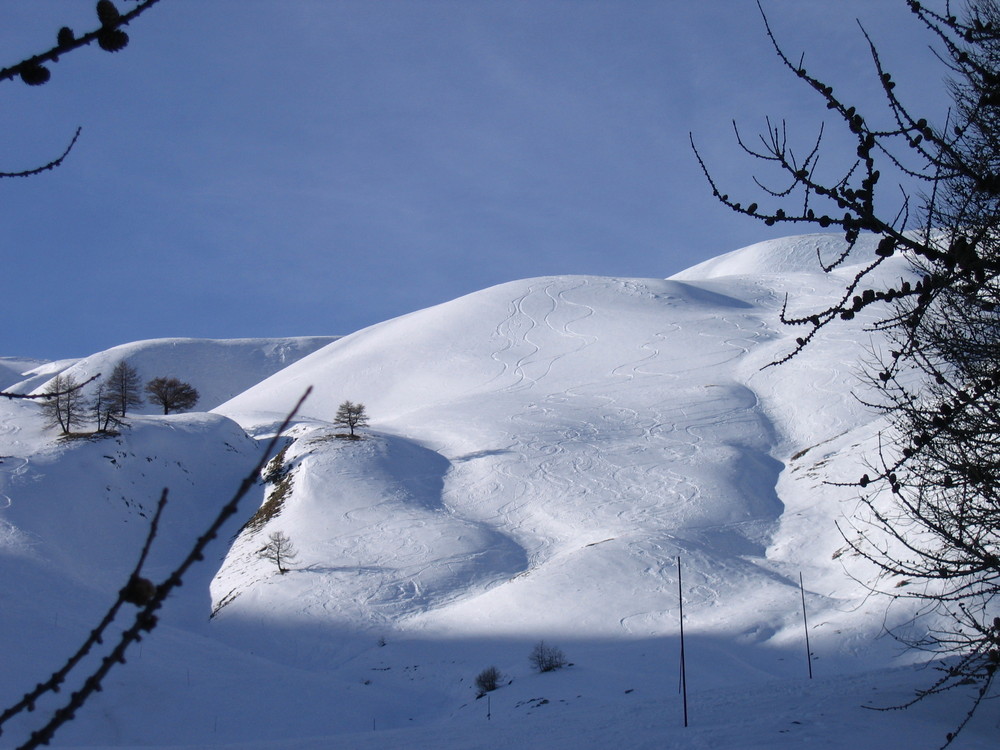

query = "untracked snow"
[0,235,994,748]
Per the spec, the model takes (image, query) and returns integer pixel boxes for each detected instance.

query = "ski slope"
[0,235,994,748]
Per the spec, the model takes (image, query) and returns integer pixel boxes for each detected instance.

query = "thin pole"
[678,556,689,727]
[487,693,491,721]
[799,572,813,679]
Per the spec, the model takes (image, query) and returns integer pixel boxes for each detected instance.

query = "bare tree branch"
[0,388,312,749]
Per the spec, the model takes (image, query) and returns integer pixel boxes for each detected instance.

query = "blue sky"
[1,1,946,359]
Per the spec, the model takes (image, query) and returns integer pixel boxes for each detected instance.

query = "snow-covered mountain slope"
[3,358,80,394]
[0,234,994,748]
[0,357,48,390]
[11,336,338,411]
[211,234,903,645]
[0,396,270,745]
[672,232,866,279]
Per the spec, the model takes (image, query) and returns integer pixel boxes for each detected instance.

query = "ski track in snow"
[212,427,532,628]
[6,240,974,748]
[0,456,29,510]
[490,279,598,393]
[210,277,796,641]
[392,278,795,638]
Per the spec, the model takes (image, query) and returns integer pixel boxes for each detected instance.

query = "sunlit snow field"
[0,235,995,748]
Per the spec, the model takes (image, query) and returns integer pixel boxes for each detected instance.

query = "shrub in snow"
[529,641,566,673]
[474,666,504,696]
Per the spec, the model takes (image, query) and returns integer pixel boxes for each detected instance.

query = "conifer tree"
[91,381,119,433]
[258,530,298,574]
[39,373,89,434]
[107,360,143,417]
[333,400,369,438]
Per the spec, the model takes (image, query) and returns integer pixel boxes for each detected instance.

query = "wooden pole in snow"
[799,572,813,679]
[678,556,689,727]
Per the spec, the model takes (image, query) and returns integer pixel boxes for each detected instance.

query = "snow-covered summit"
[671,232,884,280]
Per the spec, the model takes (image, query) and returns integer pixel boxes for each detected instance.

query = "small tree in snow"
[146,377,199,414]
[91,381,125,433]
[333,400,369,438]
[258,530,298,574]
[107,360,143,417]
[39,373,89,434]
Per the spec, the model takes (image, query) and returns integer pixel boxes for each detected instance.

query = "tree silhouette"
[39,373,90,434]
[146,377,199,415]
[258,530,298,574]
[0,390,311,750]
[694,1,1000,743]
[91,380,125,433]
[0,5,253,747]
[0,0,164,177]
[334,400,369,438]
[107,360,143,417]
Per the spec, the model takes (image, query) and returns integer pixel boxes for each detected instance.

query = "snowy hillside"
[212,233,901,644]
[0,235,995,748]
[8,336,338,411]
[0,357,48,391]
